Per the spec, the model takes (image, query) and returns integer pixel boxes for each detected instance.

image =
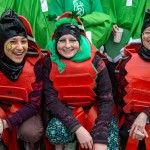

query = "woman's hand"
[75,126,93,149]
[129,112,149,140]
[112,24,119,36]
[93,143,107,150]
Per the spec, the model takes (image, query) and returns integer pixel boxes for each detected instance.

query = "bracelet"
[0,119,4,136]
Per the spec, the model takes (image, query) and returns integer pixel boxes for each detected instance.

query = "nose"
[65,40,71,48]
[17,41,23,50]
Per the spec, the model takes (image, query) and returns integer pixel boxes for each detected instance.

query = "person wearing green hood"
[43,12,118,150]
[48,0,112,49]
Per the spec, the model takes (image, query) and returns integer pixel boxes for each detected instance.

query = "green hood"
[46,35,91,73]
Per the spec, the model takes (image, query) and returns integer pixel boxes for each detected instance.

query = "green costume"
[81,12,112,49]
[0,0,15,16]
[14,0,54,48]
[49,0,112,49]
[49,0,103,17]
[101,0,150,62]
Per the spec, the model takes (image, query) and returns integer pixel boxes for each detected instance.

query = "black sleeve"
[92,54,114,144]
[43,57,81,132]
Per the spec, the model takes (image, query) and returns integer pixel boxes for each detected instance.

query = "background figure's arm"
[49,0,64,17]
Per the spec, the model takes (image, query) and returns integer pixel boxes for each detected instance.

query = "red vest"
[0,56,40,118]
[122,44,150,113]
[0,57,36,104]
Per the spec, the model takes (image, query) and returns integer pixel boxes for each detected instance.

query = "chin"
[13,59,23,64]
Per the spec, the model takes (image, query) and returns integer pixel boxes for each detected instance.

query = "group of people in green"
[1,0,149,49]
[0,0,150,150]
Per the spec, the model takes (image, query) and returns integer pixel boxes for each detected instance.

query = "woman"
[0,9,44,150]
[44,12,118,150]
[117,9,150,149]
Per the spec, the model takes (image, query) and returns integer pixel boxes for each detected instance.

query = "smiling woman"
[0,9,44,150]
[43,12,118,150]
[116,9,150,150]
[4,36,28,63]
[55,22,81,60]
[57,34,80,59]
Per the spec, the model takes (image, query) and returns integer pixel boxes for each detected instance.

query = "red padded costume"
[50,45,98,132]
[0,57,37,113]
[123,44,150,113]
[0,15,43,150]
[117,44,150,150]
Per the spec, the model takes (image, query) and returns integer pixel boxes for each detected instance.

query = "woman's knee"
[46,118,75,145]
[18,114,44,143]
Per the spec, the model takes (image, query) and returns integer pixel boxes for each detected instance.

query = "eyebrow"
[59,37,77,40]
[144,30,150,32]
[11,37,27,40]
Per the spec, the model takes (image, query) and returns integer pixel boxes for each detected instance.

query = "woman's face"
[4,36,28,63]
[142,27,150,50]
[57,34,80,59]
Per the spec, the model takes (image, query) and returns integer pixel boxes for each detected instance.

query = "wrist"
[70,124,81,133]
